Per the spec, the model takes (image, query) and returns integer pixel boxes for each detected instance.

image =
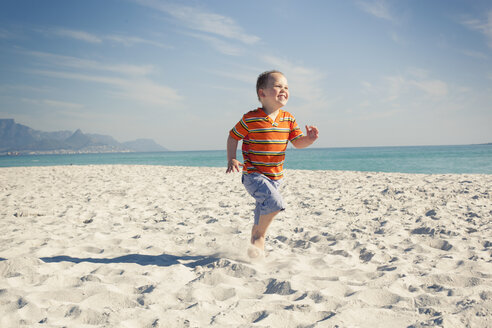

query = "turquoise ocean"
[1,144,491,174]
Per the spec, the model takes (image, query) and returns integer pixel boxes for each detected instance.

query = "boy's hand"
[291,125,319,149]
[226,159,243,173]
[305,125,319,141]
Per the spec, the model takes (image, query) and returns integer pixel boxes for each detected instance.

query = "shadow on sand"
[40,253,221,268]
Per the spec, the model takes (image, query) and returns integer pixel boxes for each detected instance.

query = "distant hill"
[0,119,168,154]
[122,139,167,152]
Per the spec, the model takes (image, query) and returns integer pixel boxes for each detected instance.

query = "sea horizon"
[3,142,490,155]
[1,143,491,175]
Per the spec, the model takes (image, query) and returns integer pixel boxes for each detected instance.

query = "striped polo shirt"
[230,107,303,180]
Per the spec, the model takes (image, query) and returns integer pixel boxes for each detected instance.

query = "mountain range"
[0,119,167,155]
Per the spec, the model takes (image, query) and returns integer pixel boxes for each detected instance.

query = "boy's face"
[259,73,289,110]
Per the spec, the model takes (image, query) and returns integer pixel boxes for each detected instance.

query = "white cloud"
[43,99,84,109]
[184,32,243,56]
[134,0,260,45]
[410,79,448,97]
[381,75,408,101]
[30,69,181,106]
[50,27,102,43]
[461,49,488,59]
[407,67,429,79]
[356,108,401,121]
[208,67,258,85]
[406,68,449,97]
[0,28,14,39]
[35,27,170,49]
[105,35,172,49]
[24,50,181,107]
[364,69,449,102]
[0,84,54,93]
[389,31,406,45]
[460,11,492,48]
[21,98,84,109]
[357,0,394,21]
[103,63,155,76]
[387,75,448,99]
[26,51,154,76]
[361,81,373,89]
[110,78,182,106]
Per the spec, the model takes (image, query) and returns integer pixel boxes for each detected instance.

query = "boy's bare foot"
[248,211,279,259]
[251,235,265,250]
[248,234,265,258]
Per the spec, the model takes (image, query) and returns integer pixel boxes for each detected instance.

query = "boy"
[226,70,319,258]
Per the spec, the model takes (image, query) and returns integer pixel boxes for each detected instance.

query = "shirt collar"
[258,107,282,126]
[258,107,283,117]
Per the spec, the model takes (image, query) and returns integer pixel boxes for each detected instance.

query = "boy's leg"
[242,173,285,256]
[251,210,281,250]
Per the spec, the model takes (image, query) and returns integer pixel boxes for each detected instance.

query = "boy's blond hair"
[256,70,284,101]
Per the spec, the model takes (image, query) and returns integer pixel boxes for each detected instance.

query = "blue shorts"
[242,173,285,225]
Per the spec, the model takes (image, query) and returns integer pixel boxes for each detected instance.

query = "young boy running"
[226,70,319,258]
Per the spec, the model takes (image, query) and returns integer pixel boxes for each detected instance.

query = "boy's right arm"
[226,135,243,173]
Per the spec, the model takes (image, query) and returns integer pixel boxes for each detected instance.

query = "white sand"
[0,165,491,327]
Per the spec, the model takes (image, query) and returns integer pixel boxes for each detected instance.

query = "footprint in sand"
[83,246,104,254]
[359,248,375,263]
[352,288,405,307]
[136,284,155,294]
[264,279,296,295]
[427,239,453,251]
[212,287,236,302]
[250,310,269,324]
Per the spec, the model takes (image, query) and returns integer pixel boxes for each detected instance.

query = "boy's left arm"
[291,125,319,149]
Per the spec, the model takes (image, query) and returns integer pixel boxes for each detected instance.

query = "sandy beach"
[0,165,490,327]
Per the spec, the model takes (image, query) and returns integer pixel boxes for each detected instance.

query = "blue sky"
[1,0,491,150]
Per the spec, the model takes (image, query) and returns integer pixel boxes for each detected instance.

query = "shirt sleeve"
[288,116,303,142]
[229,115,249,140]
